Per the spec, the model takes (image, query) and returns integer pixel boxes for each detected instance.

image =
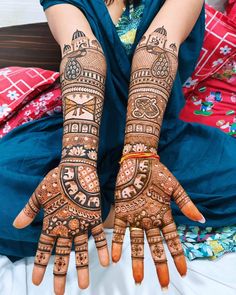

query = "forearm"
[123,0,204,153]
[59,31,106,166]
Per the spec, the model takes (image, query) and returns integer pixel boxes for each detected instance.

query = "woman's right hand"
[13,162,109,295]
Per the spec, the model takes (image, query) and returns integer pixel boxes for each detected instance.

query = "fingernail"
[161,287,168,292]
[198,216,206,224]
[181,274,187,278]
[135,282,141,286]
[12,218,17,227]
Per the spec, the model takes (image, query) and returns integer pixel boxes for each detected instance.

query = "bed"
[0,20,236,295]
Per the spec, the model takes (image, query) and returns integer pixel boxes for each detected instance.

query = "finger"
[53,237,72,295]
[13,193,41,228]
[172,184,205,223]
[162,221,187,277]
[32,233,56,285]
[146,228,169,290]
[111,217,127,263]
[130,227,144,284]
[74,233,89,289]
[91,224,109,267]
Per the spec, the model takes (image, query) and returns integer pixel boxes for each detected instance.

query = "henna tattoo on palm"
[20,30,108,278]
[114,158,190,261]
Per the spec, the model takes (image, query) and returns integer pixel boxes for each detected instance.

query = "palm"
[112,157,204,286]
[36,163,102,237]
[114,158,187,229]
[14,162,108,284]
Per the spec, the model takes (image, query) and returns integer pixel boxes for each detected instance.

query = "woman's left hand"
[111,157,205,288]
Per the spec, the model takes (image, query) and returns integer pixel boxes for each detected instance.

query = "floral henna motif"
[113,27,190,265]
[22,30,108,275]
[114,158,187,259]
[125,26,178,150]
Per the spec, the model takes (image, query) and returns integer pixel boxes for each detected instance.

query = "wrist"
[61,132,98,167]
[120,151,160,164]
[122,142,158,156]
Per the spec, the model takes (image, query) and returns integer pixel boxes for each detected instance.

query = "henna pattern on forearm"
[60,30,106,165]
[124,26,178,152]
[23,30,107,275]
[113,27,191,266]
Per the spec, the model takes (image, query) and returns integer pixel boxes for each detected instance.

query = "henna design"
[74,234,89,269]
[34,233,55,268]
[113,27,189,264]
[115,159,190,236]
[146,228,167,264]
[132,97,160,119]
[125,26,178,150]
[130,229,144,260]
[23,30,107,275]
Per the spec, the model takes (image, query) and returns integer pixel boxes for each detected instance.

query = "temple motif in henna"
[113,27,190,266]
[23,30,107,276]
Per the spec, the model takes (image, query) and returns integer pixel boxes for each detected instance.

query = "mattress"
[0,228,235,295]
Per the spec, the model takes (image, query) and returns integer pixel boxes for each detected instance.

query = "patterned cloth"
[178,225,236,260]
[180,5,236,137]
[116,0,145,56]
[0,67,61,138]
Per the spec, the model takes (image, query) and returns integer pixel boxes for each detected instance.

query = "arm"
[112,0,205,289]
[13,4,109,293]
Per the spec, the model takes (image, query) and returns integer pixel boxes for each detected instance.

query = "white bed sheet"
[0,228,236,295]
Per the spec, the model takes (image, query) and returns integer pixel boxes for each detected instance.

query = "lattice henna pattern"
[112,27,190,267]
[22,30,108,277]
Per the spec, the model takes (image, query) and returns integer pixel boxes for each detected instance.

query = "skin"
[13,0,205,293]
[13,4,112,295]
[111,0,205,290]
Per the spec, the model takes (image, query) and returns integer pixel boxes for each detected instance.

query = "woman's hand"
[112,157,205,288]
[13,162,109,293]
[112,0,205,289]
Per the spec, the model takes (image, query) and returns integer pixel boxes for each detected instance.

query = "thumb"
[172,184,205,224]
[13,193,41,229]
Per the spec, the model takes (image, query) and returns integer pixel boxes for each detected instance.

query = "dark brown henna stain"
[23,30,107,272]
[113,27,189,261]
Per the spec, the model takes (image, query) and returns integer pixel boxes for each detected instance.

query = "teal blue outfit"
[0,0,236,261]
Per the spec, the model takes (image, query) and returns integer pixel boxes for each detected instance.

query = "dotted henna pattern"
[23,30,108,277]
[113,26,190,265]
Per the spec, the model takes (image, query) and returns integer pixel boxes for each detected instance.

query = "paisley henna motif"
[113,27,190,267]
[22,30,108,277]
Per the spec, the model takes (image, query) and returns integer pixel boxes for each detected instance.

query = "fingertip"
[54,275,66,295]
[79,281,90,290]
[111,243,122,263]
[198,216,206,224]
[98,247,110,267]
[174,255,187,277]
[156,263,169,288]
[181,201,203,222]
[77,268,89,290]
[132,260,144,284]
[13,210,33,229]
[32,266,45,286]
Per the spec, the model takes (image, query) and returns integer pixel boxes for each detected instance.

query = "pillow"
[0,67,60,126]
[0,77,62,138]
[180,4,236,136]
[226,0,236,24]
